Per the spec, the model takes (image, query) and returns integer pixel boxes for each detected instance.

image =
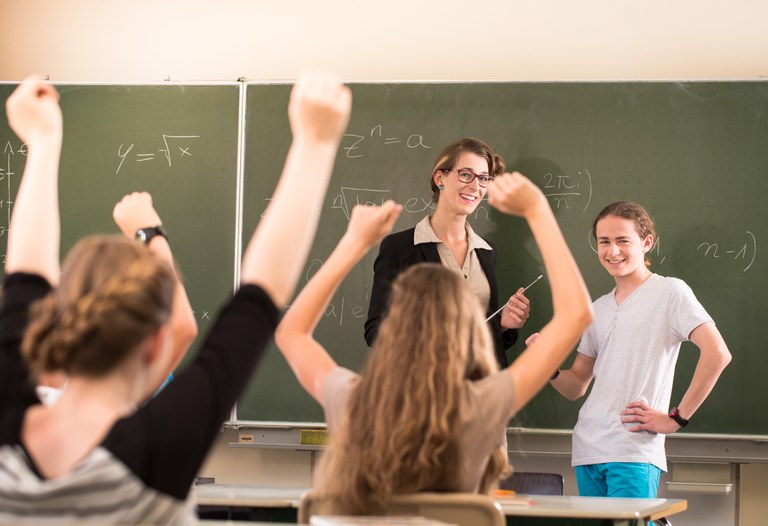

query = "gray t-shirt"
[572,274,712,472]
[323,366,516,492]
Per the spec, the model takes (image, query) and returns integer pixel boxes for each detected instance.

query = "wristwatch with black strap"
[135,225,168,245]
[668,406,689,427]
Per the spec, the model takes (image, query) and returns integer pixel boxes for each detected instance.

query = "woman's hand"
[501,288,531,329]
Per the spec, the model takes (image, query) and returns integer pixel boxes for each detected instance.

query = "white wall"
[1,0,767,82]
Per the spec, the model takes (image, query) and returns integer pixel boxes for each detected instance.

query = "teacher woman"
[364,137,531,367]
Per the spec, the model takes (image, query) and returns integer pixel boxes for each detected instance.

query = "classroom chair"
[499,471,564,495]
[299,491,505,526]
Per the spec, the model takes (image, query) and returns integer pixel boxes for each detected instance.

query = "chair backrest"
[299,491,505,526]
[499,471,564,495]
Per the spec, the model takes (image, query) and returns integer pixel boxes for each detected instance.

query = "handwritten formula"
[116,134,200,174]
[342,125,431,160]
[697,231,757,273]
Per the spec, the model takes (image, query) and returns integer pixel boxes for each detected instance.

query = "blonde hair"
[314,264,510,514]
[21,235,175,379]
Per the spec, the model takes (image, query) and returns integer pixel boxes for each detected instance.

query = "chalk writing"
[403,196,435,215]
[697,231,756,272]
[301,258,369,327]
[330,186,492,222]
[331,187,391,220]
[1,141,22,238]
[342,124,431,159]
[542,168,592,212]
[0,141,23,262]
[648,237,667,265]
[116,134,200,174]
[191,307,215,323]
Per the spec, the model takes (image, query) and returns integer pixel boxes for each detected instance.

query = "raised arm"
[487,172,593,415]
[275,201,402,404]
[240,73,351,307]
[275,201,402,403]
[5,77,63,284]
[112,192,198,397]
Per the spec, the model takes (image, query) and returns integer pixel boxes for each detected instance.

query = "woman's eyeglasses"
[440,168,495,187]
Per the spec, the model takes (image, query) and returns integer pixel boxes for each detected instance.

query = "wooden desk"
[194,486,686,525]
[497,495,687,525]
[195,484,306,521]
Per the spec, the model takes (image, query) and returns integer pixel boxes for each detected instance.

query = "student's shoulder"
[648,274,693,294]
[593,288,616,307]
[465,369,514,400]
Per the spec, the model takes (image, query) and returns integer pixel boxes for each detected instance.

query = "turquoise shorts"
[576,462,662,498]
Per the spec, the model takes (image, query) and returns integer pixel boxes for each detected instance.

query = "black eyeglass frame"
[439,168,495,187]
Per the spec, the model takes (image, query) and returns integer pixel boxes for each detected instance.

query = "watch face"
[668,408,688,426]
[135,226,166,245]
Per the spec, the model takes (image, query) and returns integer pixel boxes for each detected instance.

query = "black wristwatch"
[135,225,168,245]
[668,407,689,428]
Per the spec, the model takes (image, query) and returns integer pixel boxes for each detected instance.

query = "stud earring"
[438,184,445,191]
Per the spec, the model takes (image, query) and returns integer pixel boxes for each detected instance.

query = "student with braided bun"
[0,72,351,524]
[35,191,198,406]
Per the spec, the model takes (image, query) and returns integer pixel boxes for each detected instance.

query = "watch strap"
[668,407,689,427]
[135,225,168,245]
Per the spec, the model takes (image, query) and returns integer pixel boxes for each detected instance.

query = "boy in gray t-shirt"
[549,201,731,498]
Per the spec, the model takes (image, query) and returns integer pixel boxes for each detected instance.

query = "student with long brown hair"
[0,72,351,524]
[275,172,593,515]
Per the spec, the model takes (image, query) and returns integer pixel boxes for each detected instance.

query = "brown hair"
[429,138,505,203]
[21,235,175,378]
[592,201,656,268]
[314,264,510,515]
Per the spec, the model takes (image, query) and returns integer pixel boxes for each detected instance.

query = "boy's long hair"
[314,264,510,514]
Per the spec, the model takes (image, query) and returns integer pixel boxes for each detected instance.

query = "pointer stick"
[485,274,543,322]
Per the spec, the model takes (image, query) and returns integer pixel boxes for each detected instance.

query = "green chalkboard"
[240,81,767,437]
[0,83,241,353]
[3,81,765,436]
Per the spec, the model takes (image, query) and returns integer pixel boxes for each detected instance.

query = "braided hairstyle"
[21,235,175,379]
